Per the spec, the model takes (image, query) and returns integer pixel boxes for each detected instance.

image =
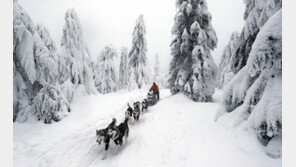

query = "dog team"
[96,82,159,160]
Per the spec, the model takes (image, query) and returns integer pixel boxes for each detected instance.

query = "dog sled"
[147,90,158,106]
[96,87,160,160]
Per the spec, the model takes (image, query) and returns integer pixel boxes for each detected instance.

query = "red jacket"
[149,83,159,94]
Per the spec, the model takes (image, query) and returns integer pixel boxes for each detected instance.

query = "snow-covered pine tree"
[94,45,117,94]
[60,8,97,101]
[36,23,59,85]
[218,32,240,89]
[152,54,166,88]
[128,15,150,90]
[153,54,160,82]
[230,0,282,74]
[36,24,57,61]
[90,60,96,84]
[168,0,218,102]
[215,1,282,156]
[118,47,129,89]
[13,2,66,123]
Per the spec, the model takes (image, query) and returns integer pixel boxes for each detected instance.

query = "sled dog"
[96,118,120,160]
[96,128,107,145]
[114,117,129,146]
[125,103,135,124]
[133,101,141,121]
[141,99,148,112]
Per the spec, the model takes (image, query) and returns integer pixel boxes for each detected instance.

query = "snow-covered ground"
[13,89,281,167]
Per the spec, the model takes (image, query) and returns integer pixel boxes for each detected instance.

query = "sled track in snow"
[27,94,151,167]
[15,89,282,167]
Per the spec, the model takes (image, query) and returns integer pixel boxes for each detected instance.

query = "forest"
[13,0,282,166]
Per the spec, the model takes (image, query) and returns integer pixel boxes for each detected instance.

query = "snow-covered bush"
[33,84,70,124]
[215,1,282,157]
[218,32,239,89]
[168,0,218,102]
[94,45,117,94]
[60,8,97,97]
[128,15,150,90]
[118,47,129,89]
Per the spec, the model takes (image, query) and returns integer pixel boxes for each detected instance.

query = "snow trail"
[14,89,281,167]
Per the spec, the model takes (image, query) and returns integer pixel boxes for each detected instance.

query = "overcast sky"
[19,0,245,74]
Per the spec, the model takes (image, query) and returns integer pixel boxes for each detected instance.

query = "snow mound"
[266,135,282,159]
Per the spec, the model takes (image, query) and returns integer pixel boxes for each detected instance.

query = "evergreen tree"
[13,2,66,122]
[128,15,150,90]
[230,0,282,74]
[94,45,117,94]
[36,24,57,61]
[60,8,97,101]
[118,47,129,89]
[33,84,70,124]
[218,32,240,89]
[153,54,160,82]
[215,1,282,155]
[168,0,218,102]
[153,54,166,88]
[36,23,59,85]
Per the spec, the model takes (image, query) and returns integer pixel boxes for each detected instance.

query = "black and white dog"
[125,103,134,124]
[96,118,119,160]
[96,117,129,160]
[114,117,129,146]
[133,101,141,121]
[142,99,148,112]
[96,128,107,145]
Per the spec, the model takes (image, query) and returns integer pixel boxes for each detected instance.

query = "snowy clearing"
[13,89,281,167]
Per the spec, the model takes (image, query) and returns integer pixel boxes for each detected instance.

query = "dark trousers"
[156,92,159,100]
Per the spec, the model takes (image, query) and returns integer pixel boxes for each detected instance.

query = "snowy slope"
[13,89,281,167]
